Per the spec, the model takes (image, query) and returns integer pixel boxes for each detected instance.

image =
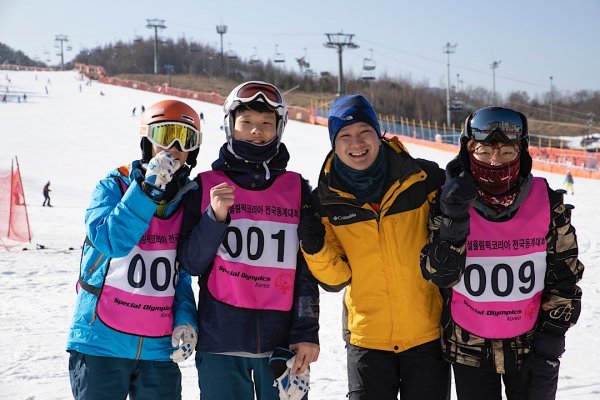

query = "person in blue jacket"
[179,81,320,400]
[66,99,202,400]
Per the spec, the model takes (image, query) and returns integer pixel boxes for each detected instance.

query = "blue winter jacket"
[66,161,198,361]
[179,144,320,354]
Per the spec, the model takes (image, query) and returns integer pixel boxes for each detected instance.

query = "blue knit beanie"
[328,95,381,147]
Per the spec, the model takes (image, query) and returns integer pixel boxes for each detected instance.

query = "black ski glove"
[439,173,477,244]
[298,214,325,254]
[522,333,565,400]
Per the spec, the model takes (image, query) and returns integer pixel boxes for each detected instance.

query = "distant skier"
[141,104,145,114]
[42,181,51,207]
[131,107,137,117]
[199,111,205,122]
[564,170,575,194]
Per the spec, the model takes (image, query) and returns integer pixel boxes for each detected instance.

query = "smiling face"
[233,109,277,144]
[334,122,381,170]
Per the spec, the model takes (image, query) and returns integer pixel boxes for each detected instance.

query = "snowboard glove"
[439,173,477,244]
[269,347,310,400]
[170,323,197,363]
[143,152,180,202]
[522,332,565,400]
[522,350,560,400]
[298,214,325,254]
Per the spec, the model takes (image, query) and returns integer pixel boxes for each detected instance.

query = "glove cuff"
[141,181,165,203]
[534,332,565,360]
[439,215,470,244]
[300,239,324,255]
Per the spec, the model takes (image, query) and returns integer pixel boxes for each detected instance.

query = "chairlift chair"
[362,49,376,71]
[361,70,376,80]
[227,43,238,59]
[249,47,261,65]
[449,98,464,111]
[273,45,285,63]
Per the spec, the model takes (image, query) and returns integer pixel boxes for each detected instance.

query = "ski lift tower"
[216,24,228,70]
[146,19,166,74]
[54,35,69,71]
[324,32,359,96]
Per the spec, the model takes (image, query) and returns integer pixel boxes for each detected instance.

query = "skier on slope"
[42,181,52,207]
[66,100,201,399]
[421,107,584,400]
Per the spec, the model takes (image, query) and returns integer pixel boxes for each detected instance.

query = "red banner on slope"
[0,158,31,247]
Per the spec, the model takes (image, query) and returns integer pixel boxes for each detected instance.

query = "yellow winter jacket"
[303,138,445,352]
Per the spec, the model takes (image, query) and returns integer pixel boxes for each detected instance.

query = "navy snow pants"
[196,351,308,400]
[68,350,182,400]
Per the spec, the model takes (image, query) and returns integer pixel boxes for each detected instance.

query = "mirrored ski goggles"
[235,82,284,109]
[141,122,201,151]
[467,108,526,143]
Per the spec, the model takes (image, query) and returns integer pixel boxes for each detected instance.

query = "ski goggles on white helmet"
[140,122,201,151]
[231,81,285,109]
[465,107,528,143]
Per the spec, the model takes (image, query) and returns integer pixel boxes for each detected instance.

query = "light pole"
[490,60,501,104]
[443,43,457,128]
[324,33,359,96]
[549,76,554,121]
[216,24,227,71]
[146,19,166,74]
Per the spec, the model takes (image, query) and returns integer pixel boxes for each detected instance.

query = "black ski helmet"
[460,106,532,177]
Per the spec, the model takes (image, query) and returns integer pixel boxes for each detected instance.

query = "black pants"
[43,195,51,206]
[347,340,450,400]
[453,363,528,400]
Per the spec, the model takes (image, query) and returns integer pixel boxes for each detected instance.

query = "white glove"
[145,151,180,190]
[273,356,310,400]
[170,323,197,363]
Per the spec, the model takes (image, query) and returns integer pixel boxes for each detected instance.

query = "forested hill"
[0,42,45,67]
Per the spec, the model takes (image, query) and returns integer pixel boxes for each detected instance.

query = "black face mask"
[229,138,279,163]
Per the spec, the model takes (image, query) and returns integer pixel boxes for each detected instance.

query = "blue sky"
[1,0,598,98]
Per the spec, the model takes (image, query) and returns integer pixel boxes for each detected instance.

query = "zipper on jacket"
[90,312,96,325]
[135,337,143,360]
[85,253,105,277]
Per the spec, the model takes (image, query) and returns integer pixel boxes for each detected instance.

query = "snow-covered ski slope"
[1,70,598,399]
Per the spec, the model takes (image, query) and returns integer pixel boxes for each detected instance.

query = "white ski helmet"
[223,81,288,143]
